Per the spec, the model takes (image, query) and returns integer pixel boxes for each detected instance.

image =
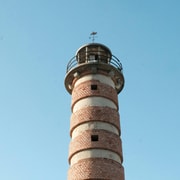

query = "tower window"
[91,84,97,90]
[91,135,99,141]
[89,55,95,61]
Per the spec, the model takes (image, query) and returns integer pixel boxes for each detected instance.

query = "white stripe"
[72,122,119,139]
[72,97,117,113]
[74,74,115,88]
[70,149,121,166]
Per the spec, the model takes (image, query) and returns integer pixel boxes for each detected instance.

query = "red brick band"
[69,129,123,162]
[68,158,124,180]
[71,80,118,109]
[70,106,121,136]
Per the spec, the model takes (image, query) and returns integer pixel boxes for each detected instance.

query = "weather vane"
[89,32,97,42]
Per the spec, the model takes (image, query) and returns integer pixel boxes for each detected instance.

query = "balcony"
[66,52,123,73]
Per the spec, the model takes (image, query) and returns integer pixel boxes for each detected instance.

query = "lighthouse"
[64,43,125,180]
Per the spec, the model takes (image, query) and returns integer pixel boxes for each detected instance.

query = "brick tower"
[64,43,125,180]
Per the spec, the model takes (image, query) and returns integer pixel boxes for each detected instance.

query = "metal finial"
[89,32,97,42]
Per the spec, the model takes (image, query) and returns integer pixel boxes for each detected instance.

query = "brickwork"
[68,158,124,180]
[70,106,121,136]
[69,129,123,163]
[71,80,118,109]
[65,43,125,180]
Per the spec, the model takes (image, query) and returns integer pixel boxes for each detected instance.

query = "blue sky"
[0,0,180,179]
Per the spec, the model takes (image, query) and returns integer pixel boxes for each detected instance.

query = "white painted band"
[72,97,117,113]
[74,74,115,88]
[72,121,119,139]
[70,149,121,166]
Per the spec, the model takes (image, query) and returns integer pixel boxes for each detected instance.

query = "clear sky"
[0,0,180,180]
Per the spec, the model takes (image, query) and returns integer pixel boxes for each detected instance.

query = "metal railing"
[66,53,123,73]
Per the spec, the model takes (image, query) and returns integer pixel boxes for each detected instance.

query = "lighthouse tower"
[64,43,125,180]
